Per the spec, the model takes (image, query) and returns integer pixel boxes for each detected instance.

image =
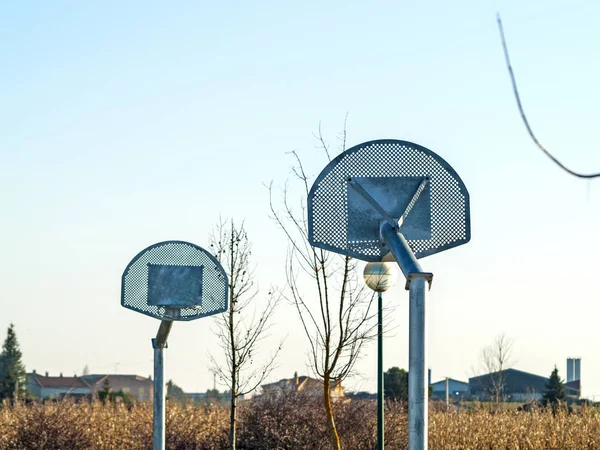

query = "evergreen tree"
[0,323,26,401]
[205,388,222,405]
[166,380,187,404]
[383,366,433,402]
[543,366,566,415]
[98,378,111,403]
[384,367,409,401]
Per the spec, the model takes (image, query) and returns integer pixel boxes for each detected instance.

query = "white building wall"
[512,392,543,402]
[432,379,469,394]
[40,387,90,398]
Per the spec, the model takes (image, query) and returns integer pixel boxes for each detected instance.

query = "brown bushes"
[1,398,600,449]
[0,401,228,450]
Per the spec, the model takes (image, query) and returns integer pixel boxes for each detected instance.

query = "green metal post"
[377,291,384,450]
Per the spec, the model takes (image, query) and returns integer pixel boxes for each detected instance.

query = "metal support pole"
[152,320,173,450]
[380,221,431,450]
[445,377,449,407]
[377,291,384,450]
[408,276,428,450]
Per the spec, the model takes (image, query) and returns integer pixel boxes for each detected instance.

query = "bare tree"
[480,332,515,406]
[208,219,282,450]
[269,124,377,450]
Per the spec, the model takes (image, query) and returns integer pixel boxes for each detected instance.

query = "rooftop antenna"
[308,139,470,450]
[121,240,228,450]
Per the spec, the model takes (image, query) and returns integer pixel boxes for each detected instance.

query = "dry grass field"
[1,395,600,449]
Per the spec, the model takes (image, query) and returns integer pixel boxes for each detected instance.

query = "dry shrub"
[237,389,329,449]
[238,392,401,449]
[429,406,600,450]
[0,400,228,450]
[2,397,600,449]
[166,404,228,450]
[383,400,408,448]
[2,400,92,449]
[0,401,18,449]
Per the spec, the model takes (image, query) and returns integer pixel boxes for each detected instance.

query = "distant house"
[27,371,91,400]
[81,374,153,401]
[469,368,549,402]
[26,371,153,401]
[261,372,345,399]
[430,378,469,401]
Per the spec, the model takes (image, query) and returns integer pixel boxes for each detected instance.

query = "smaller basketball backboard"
[121,241,228,321]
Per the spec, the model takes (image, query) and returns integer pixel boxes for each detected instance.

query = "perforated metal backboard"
[121,241,228,321]
[308,139,470,261]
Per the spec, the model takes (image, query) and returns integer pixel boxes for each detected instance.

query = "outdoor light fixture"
[363,262,396,293]
[308,139,470,450]
[363,261,397,450]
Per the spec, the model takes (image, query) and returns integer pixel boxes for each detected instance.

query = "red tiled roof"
[81,374,152,385]
[29,373,153,390]
[32,375,89,389]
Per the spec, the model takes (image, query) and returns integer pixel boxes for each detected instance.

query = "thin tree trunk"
[229,238,237,450]
[323,374,342,450]
[229,391,237,450]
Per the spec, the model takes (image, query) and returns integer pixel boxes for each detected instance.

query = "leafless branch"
[497,13,600,179]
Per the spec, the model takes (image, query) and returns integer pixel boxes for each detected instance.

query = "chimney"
[45,371,49,377]
[32,369,36,374]
[294,371,299,385]
[567,357,582,382]
[59,372,63,378]
[567,358,574,382]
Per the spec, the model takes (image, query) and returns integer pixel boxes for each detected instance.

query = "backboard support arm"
[379,222,432,289]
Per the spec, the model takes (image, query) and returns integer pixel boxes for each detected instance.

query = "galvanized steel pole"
[380,222,431,450]
[377,291,384,450]
[408,276,427,450]
[152,320,173,450]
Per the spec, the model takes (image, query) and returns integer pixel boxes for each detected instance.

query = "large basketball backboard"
[308,139,470,261]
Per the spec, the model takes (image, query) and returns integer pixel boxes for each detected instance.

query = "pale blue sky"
[1,1,599,397]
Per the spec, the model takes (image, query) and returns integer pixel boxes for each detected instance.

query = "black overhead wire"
[496,13,600,179]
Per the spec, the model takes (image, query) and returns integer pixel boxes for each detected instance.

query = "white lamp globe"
[363,262,397,292]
